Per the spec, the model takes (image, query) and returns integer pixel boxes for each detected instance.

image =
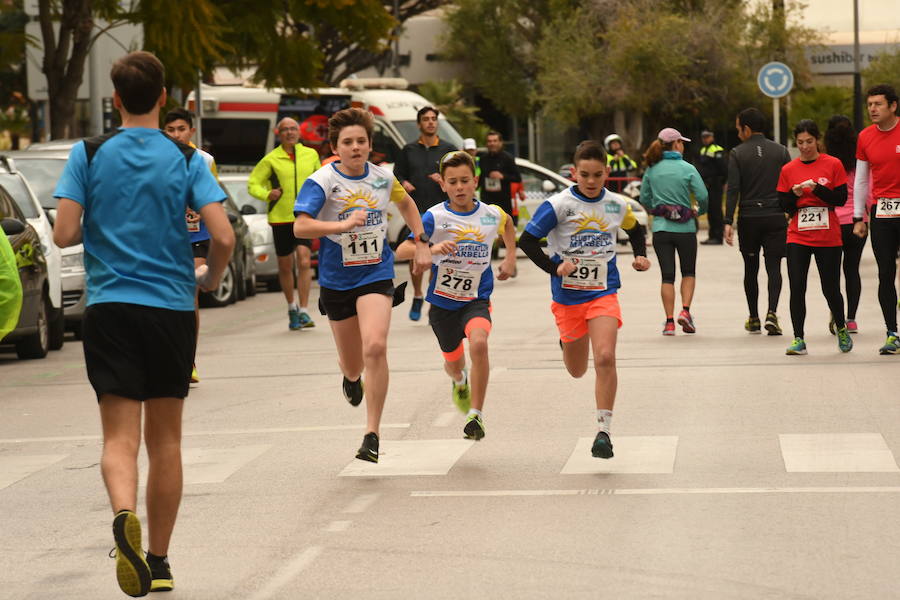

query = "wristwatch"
[416,232,431,244]
[852,217,864,224]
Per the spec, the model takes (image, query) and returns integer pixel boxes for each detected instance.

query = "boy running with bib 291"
[294,108,431,463]
[396,151,516,440]
[519,141,649,458]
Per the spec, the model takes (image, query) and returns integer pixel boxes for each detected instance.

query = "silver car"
[218,173,280,290]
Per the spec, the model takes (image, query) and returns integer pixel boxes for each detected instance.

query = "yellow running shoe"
[190,365,199,384]
[112,510,151,597]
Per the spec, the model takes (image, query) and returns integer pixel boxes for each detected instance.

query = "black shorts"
[318,280,407,321]
[82,303,196,401]
[737,215,787,257]
[191,239,210,259]
[271,223,312,257]
[652,231,697,283]
[428,299,492,354]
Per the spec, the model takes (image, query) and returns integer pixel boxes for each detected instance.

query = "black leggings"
[652,231,697,284]
[869,210,900,332]
[840,223,867,320]
[786,243,845,339]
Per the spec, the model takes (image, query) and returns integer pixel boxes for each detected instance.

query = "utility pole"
[392,0,401,77]
[772,0,787,145]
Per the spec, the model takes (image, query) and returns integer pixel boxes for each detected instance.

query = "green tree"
[862,49,900,93]
[789,86,852,130]
[417,79,488,140]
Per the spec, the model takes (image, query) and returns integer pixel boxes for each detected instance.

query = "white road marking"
[411,486,900,498]
[0,423,412,444]
[0,455,68,490]
[138,445,272,485]
[342,493,380,514]
[339,439,474,477]
[431,411,457,428]
[561,436,679,474]
[246,546,322,600]
[324,520,352,532]
[779,433,900,472]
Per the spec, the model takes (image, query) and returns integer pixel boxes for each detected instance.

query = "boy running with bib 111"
[294,108,431,462]
[519,140,649,458]
[396,151,517,440]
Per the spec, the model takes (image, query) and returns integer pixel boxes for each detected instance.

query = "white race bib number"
[434,265,478,301]
[187,220,200,233]
[797,206,829,231]
[485,177,501,192]
[562,257,608,291]
[340,230,382,266]
[876,198,900,218]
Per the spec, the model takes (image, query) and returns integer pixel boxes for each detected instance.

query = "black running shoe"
[591,431,614,459]
[112,510,151,597]
[342,376,364,407]
[356,432,379,463]
[146,553,173,592]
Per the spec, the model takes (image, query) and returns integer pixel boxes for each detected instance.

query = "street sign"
[757,62,794,99]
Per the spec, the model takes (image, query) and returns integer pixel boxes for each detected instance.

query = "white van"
[185,78,464,169]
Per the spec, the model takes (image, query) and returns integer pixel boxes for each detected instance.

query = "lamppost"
[853,0,863,131]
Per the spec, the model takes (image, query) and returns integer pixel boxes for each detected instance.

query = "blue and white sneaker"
[288,308,302,330]
[409,297,424,321]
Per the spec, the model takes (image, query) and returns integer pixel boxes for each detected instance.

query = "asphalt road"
[1,240,898,599]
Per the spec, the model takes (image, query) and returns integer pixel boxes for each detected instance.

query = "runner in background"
[824,115,869,335]
[163,108,220,383]
[776,119,852,355]
[395,151,517,440]
[852,84,900,355]
[519,140,649,459]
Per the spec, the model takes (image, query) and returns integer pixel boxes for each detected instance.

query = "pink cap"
[658,127,691,143]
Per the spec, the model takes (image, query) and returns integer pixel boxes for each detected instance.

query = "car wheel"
[16,293,50,359]
[235,257,247,301]
[49,305,65,350]
[201,262,236,307]
[245,253,257,297]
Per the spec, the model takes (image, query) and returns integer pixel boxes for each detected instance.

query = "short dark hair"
[737,108,766,133]
[439,151,476,176]
[328,107,374,147]
[486,130,502,141]
[417,106,438,123]
[164,107,193,128]
[824,115,856,172]
[573,140,607,164]
[866,84,899,109]
[110,51,165,116]
[792,119,820,140]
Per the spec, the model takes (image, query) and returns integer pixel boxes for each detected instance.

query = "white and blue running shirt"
[524,187,637,305]
[295,162,405,290]
[415,201,508,310]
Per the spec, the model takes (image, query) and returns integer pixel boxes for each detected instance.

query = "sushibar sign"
[807,43,899,75]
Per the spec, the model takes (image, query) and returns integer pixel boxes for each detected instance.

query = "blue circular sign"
[757,62,794,98]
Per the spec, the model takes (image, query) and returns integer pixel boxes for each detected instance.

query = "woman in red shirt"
[777,119,852,355]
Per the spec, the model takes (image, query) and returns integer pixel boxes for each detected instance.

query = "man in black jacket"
[724,108,791,335]
[478,131,522,224]
[393,106,457,320]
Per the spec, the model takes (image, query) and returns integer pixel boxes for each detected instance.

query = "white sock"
[288,302,299,311]
[300,306,308,314]
[597,409,613,434]
[467,408,482,418]
[452,369,467,386]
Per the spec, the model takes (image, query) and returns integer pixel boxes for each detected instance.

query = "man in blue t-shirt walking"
[53,51,234,597]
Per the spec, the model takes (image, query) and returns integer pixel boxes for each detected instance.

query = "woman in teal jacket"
[639,128,708,335]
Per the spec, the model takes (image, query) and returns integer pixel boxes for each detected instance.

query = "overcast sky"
[792,0,900,33]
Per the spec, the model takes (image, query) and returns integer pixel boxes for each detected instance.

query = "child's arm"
[394,194,432,276]
[293,210,366,239]
[497,211,517,280]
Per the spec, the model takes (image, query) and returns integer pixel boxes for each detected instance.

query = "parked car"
[0,155,64,349]
[200,184,257,307]
[0,187,50,359]
[219,173,278,290]
[6,149,87,336]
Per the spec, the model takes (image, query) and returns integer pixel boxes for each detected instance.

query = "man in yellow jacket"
[248,117,321,329]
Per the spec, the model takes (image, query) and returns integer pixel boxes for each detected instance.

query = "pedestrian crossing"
[3,433,900,490]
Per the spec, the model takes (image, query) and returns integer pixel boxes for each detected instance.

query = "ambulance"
[186,78,465,170]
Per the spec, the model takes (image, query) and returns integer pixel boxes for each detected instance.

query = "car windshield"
[0,174,40,218]
[222,179,266,214]
[392,119,465,150]
[12,158,67,209]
